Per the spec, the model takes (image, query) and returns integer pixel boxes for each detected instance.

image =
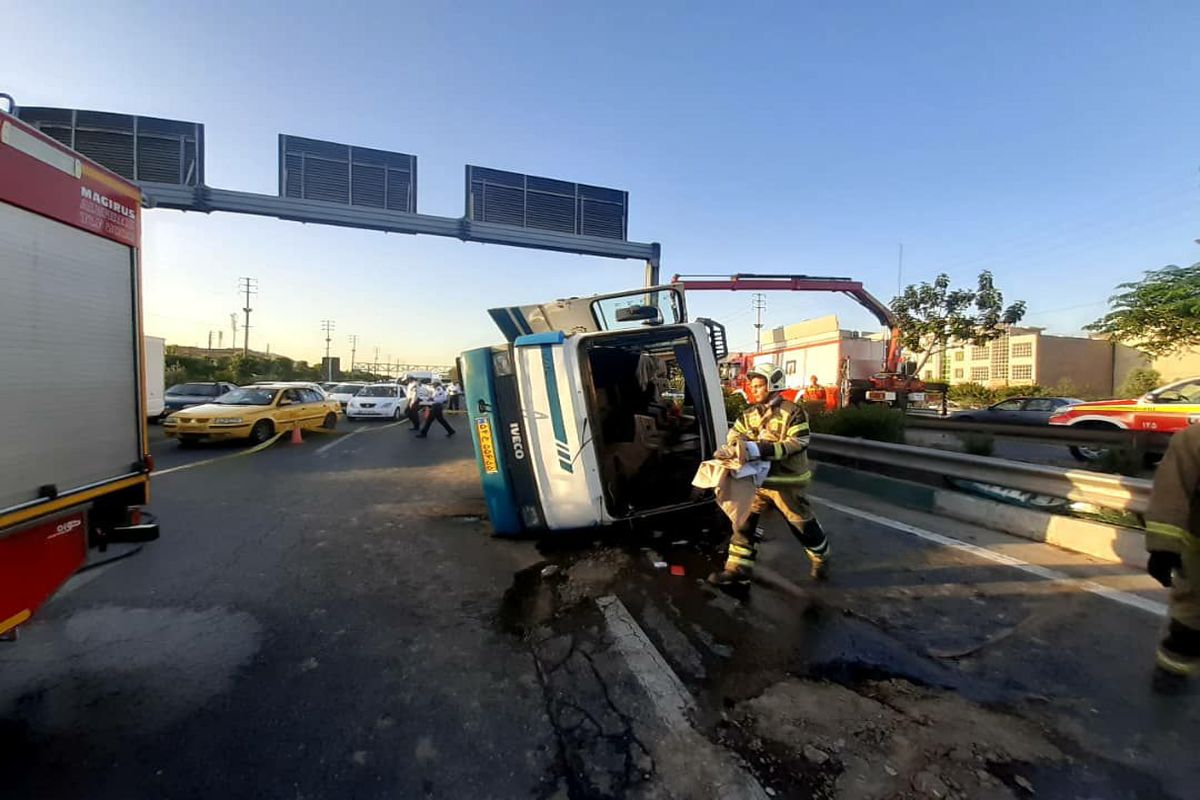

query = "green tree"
[1117,367,1162,398]
[1086,263,1200,355]
[890,271,1027,376]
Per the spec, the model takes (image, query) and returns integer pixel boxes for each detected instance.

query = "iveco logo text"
[509,423,525,460]
[81,186,136,219]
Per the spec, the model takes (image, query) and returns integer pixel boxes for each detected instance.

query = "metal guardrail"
[810,434,1153,514]
[904,415,1172,452]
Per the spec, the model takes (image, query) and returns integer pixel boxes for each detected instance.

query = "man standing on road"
[1146,423,1200,690]
[416,380,456,438]
[447,380,463,412]
[405,379,423,431]
[708,363,830,587]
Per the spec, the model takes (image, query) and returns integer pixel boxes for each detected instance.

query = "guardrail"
[810,434,1153,514]
[904,416,1172,452]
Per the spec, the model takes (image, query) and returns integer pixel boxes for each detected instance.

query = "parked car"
[1050,376,1200,461]
[326,382,368,410]
[251,380,330,397]
[346,383,407,420]
[162,384,339,446]
[952,396,1083,425]
[163,382,238,417]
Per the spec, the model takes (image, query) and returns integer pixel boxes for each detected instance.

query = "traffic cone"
[290,424,303,444]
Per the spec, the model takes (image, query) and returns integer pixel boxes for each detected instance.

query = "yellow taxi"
[162,384,340,446]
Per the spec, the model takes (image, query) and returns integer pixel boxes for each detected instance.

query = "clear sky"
[6,1,1198,364]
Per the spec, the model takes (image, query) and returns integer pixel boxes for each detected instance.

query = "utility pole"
[218,330,224,349]
[238,277,258,356]
[207,330,213,354]
[230,313,238,348]
[752,293,766,352]
[321,319,336,381]
[348,334,358,373]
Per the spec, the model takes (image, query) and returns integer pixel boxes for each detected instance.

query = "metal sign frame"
[15,106,204,186]
[465,165,628,241]
[278,135,417,213]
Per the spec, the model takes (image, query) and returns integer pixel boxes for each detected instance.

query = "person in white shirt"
[446,381,463,412]
[416,380,455,438]
[405,380,422,431]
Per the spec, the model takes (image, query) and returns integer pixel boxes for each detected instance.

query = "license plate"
[476,417,499,474]
[908,393,926,402]
[865,390,895,401]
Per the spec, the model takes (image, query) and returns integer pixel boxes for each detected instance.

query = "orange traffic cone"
[290,424,303,444]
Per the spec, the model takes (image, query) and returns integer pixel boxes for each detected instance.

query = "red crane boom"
[670,273,903,373]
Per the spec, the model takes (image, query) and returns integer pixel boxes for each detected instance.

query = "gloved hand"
[1148,551,1183,588]
[713,445,735,460]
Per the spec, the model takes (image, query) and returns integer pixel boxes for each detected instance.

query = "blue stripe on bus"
[515,331,565,346]
[540,344,573,473]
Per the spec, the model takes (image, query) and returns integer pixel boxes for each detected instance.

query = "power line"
[321,319,336,381]
[752,293,766,352]
[238,277,258,356]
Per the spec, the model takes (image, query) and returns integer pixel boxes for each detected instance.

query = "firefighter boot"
[792,518,831,581]
[708,517,759,587]
[1153,620,1200,693]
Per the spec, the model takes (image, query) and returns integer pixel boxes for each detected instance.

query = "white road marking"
[315,420,404,456]
[809,494,1168,618]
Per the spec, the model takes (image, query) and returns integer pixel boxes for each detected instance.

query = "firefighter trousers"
[1159,547,1200,676]
[723,488,829,575]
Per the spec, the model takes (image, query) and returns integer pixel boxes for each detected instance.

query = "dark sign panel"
[279,135,416,213]
[15,107,204,186]
[466,166,628,240]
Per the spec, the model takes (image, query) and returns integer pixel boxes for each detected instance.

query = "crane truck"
[0,110,159,639]
[672,273,943,409]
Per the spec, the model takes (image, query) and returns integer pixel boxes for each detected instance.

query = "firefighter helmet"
[746,363,786,392]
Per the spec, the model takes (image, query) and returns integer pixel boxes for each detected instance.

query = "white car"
[326,382,368,410]
[346,384,407,420]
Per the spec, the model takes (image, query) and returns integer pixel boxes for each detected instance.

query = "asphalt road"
[1,417,1195,799]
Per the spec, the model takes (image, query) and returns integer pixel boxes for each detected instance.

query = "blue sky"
[6,1,1199,364]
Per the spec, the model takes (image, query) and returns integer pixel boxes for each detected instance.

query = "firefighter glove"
[1148,550,1183,588]
[713,445,734,460]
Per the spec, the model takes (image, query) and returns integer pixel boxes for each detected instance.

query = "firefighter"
[709,363,830,587]
[803,375,826,403]
[1146,423,1200,690]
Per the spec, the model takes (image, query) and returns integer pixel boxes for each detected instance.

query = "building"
[753,315,887,389]
[922,327,1145,396]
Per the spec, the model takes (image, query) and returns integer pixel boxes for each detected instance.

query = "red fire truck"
[0,110,159,639]
[674,273,941,408]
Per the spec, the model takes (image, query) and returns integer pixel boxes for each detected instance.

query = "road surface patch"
[810,494,1167,617]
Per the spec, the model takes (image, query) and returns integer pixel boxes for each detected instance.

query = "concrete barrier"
[813,462,1146,568]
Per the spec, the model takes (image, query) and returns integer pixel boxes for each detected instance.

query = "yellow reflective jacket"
[1146,423,1200,554]
[727,396,812,487]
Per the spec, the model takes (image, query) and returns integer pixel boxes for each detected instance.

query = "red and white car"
[1049,376,1200,461]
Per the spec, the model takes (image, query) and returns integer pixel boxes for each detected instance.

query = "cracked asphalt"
[1,420,1197,799]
